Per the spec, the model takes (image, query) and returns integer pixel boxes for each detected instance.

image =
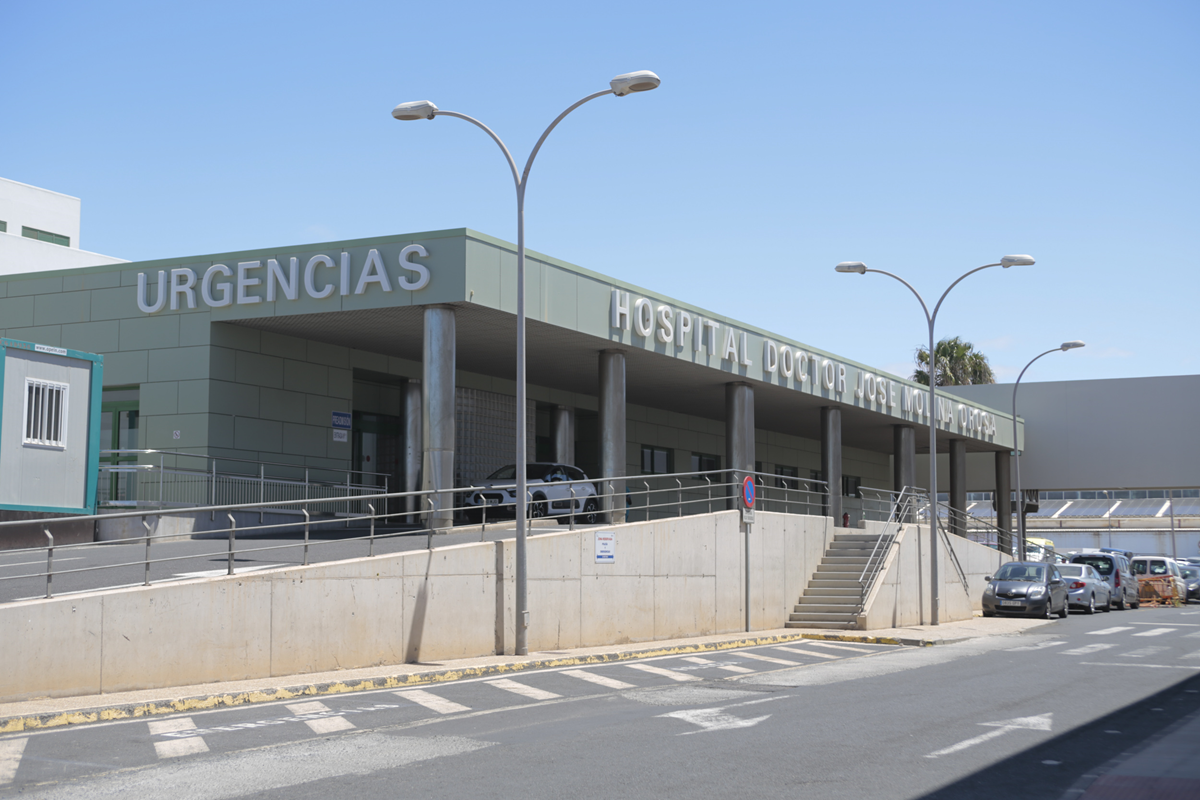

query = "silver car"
[463,463,600,524]
[1057,563,1112,614]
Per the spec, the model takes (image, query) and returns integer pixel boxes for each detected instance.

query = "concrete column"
[994,449,1012,551]
[948,438,967,538]
[893,424,916,522]
[422,307,455,529]
[403,380,422,519]
[598,350,626,523]
[893,424,916,494]
[725,382,755,509]
[553,405,575,466]
[821,407,843,525]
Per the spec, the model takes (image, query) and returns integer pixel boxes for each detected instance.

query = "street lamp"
[1012,340,1085,560]
[393,70,661,656]
[834,255,1034,624]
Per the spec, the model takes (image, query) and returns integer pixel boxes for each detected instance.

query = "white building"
[0,177,126,276]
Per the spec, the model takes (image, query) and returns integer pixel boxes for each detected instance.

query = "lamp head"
[1060,340,1086,351]
[1000,254,1035,268]
[392,101,439,121]
[610,70,661,96]
[835,261,868,274]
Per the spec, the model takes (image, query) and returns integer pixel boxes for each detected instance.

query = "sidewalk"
[0,616,1053,734]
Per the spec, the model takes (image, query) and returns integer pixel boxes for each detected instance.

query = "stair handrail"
[856,488,920,604]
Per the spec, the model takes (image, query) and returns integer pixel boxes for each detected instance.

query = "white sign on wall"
[332,430,348,443]
[595,531,615,564]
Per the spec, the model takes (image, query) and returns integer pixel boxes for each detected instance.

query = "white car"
[463,463,600,524]
[1131,556,1187,603]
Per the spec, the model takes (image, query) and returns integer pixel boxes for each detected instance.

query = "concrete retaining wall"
[860,524,1010,630]
[0,509,983,702]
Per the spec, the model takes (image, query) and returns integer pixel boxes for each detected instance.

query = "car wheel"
[1132,597,1140,609]
[1102,594,1111,612]
[1045,598,1055,620]
[1116,595,1126,611]
[1086,594,1096,615]
[529,496,547,519]
[1058,596,1070,618]
[581,498,600,524]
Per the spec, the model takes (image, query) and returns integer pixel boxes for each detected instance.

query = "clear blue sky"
[5,0,1197,383]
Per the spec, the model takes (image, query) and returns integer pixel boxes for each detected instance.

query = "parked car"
[463,463,600,524]
[1131,556,1188,603]
[982,562,1070,619]
[1070,551,1140,610]
[1179,565,1200,603]
[1056,564,1112,614]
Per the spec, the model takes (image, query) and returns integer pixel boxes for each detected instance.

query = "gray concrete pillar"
[598,350,626,523]
[403,380,422,519]
[949,438,967,538]
[893,424,916,494]
[821,407,843,525]
[553,405,575,466]
[725,382,755,509]
[422,307,455,529]
[994,449,1012,551]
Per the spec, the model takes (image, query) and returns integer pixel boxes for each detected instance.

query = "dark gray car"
[982,561,1069,619]
[1070,551,1140,610]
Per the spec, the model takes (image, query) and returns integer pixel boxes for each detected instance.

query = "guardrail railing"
[0,469,850,605]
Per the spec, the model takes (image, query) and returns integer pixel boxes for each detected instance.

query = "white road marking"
[149,718,209,758]
[801,641,873,654]
[1121,646,1169,658]
[738,651,802,666]
[659,707,771,734]
[174,564,283,579]
[925,714,1052,758]
[394,689,471,715]
[1060,643,1117,656]
[0,738,27,784]
[1186,631,1200,638]
[1180,650,1200,660]
[286,701,356,734]
[1132,627,1177,637]
[1081,662,1200,670]
[1087,626,1135,635]
[774,646,840,660]
[485,678,561,701]
[626,663,701,682]
[560,669,635,689]
[682,656,754,674]
[1006,641,1067,652]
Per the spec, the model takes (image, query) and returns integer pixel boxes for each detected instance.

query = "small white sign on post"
[332,429,348,443]
[595,531,616,564]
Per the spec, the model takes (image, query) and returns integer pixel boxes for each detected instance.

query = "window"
[842,474,861,498]
[776,465,798,490]
[690,452,719,474]
[641,445,673,474]
[0,220,7,233]
[21,226,70,247]
[23,379,69,447]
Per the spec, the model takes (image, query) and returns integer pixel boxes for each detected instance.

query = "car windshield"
[486,465,556,481]
[1181,567,1200,580]
[1073,556,1114,576]
[1057,565,1084,577]
[995,564,1046,582]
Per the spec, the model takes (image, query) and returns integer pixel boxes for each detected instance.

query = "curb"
[0,630,917,734]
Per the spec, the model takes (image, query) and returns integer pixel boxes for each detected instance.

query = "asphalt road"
[4,606,1200,798]
[0,518,580,604]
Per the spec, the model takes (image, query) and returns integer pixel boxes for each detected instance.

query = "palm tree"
[913,336,996,386]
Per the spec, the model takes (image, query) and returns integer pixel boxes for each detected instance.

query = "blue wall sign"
[331,411,352,430]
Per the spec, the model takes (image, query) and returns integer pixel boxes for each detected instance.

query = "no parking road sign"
[741,475,755,523]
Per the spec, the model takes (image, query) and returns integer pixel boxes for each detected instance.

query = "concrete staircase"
[786,532,890,630]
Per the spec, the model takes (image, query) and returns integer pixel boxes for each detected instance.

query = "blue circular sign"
[742,476,756,508]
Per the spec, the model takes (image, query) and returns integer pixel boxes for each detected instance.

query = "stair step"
[808,579,862,589]
[801,587,861,597]
[816,564,870,574]
[833,534,883,543]
[785,620,857,630]
[787,612,859,623]
[793,603,861,614]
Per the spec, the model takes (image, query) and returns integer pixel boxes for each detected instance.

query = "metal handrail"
[856,489,922,606]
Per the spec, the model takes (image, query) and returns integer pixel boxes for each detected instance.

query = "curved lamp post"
[834,255,1034,624]
[393,71,661,655]
[1012,341,1085,560]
